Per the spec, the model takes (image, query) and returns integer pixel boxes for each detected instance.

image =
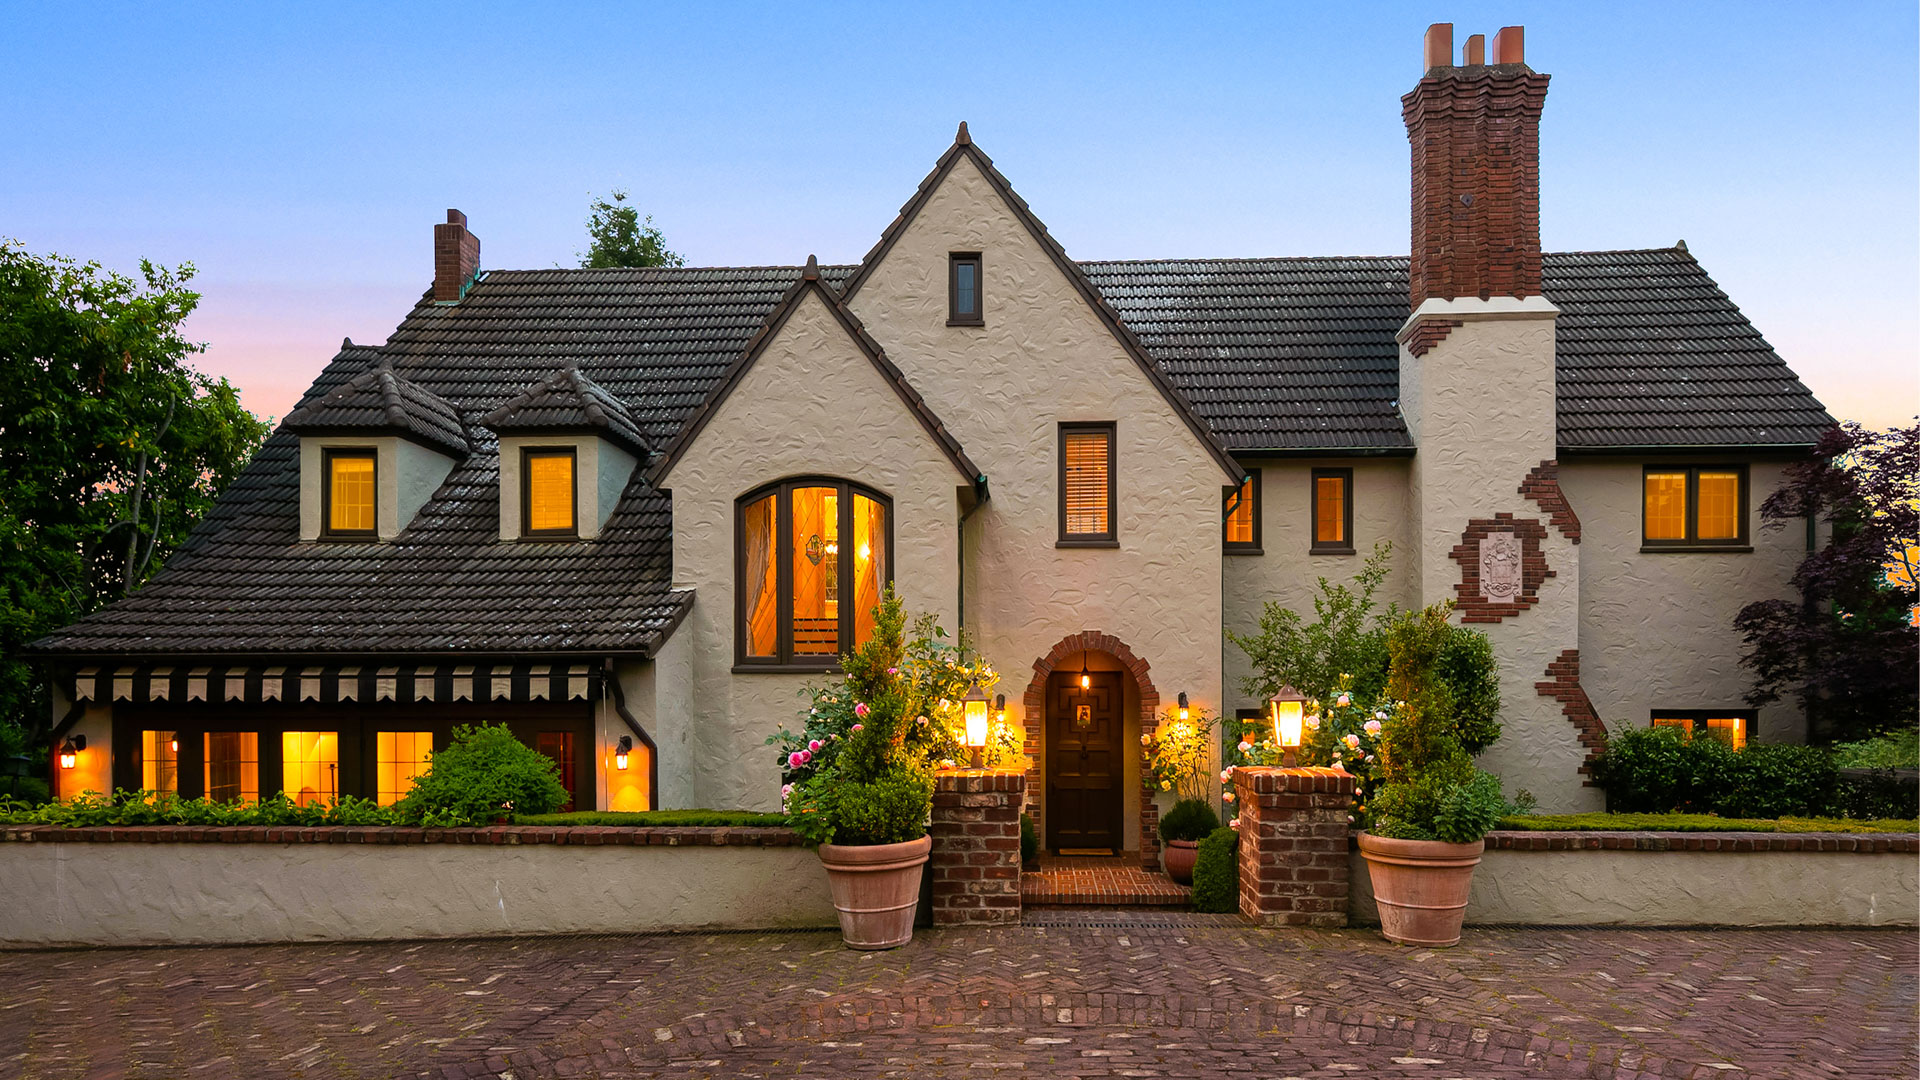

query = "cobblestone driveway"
[1,918,1912,1079]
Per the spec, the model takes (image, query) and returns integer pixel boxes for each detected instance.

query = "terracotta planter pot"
[1356,831,1483,947]
[817,834,932,950]
[1162,839,1200,884]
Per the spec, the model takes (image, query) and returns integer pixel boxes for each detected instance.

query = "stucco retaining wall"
[0,826,835,948]
[1348,832,1919,927]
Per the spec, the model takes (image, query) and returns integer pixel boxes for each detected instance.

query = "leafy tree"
[1734,421,1918,742]
[579,190,685,269]
[0,241,268,751]
[1227,540,1396,704]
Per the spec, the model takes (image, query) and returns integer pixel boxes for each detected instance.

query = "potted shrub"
[1356,603,1511,947]
[1144,703,1220,883]
[1156,797,1219,884]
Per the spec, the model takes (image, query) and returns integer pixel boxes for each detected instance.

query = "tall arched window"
[737,479,892,668]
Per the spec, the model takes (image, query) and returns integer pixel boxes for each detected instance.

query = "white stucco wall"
[50,694,112,800]
[843,152,1229,849]
[297,435,457,541]
[497,434,637,541]
[1560,459,1809,743]
[661,287,968,812]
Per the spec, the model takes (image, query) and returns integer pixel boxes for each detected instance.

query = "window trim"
[947,252,984,326]
[733,477,895,671]
[1650,708,1758,748]
[319,447,379,541]
[1057,422,1118,548]
[520,445,580,540]
[1641,464,1750,551]
[1224,469,1262,554]
[1309,467,1355,554]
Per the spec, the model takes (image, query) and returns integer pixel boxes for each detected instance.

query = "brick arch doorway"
[1022,631,1163,871]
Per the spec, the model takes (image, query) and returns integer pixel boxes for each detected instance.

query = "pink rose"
[1236,741,1252,755]
[1336,693,1351,707]
[886,667,898,676]
[1343,734,1360,749]
[1363,719,1382,735]
[1228,817,1240,830]
[854,703,871,719]
[1305,716,1320,731]
[917,716,928,726]
[798,749,812,764]
[780,784,792,798]
[808,739,823,753]
[787,751,804,769]
[851,723,864,732]
[1220,768,1233,783]
[1222,792,1235,803]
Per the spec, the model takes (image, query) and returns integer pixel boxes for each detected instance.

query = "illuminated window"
[1643,465,1747,548]
[949,253,983,325]
[737,480,892,667]
[203,731,258,803]
[376,731,433,805]
[1704,716,1748,749]
[1224,472,1260,552]
[141,730,178,794]
[324,449,376,537]
[1311,468,1353,553]
[1652,710,1754,751]
[280,731,339,807]
[1059,423,1116,544]
[523,448,577,536]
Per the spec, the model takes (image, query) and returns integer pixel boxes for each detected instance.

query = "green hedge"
[513,810,788,828]
[1190,827,1239,913]
[1589,727,1918,820]
[1498,812,1918,834]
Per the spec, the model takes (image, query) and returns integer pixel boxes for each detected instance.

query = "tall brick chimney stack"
[433,209,481,304]
[1402,23,1550,309]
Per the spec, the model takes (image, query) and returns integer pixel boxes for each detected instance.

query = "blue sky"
[6,1,1916,428]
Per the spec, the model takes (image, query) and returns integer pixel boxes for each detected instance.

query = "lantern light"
[58,735,85,771]
[961,683,991,768]
[994,694,1006,725]
[1177,692,1190,722]
[169,738,179,754]
[1079,655,1091,691]
[1269,685,1307,768]
[615,735,633,771]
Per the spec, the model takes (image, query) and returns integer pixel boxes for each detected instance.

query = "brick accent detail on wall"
[1518,460,1581,543]
[929,769,1026,926]
[1447,514,1553,623]
[432,209,481,303]
[1535,649,1605,781]
[1404,318,1462,358]
[1231,766,1355,928]
[1023,631,1162,871]
[1402,64,1551,309]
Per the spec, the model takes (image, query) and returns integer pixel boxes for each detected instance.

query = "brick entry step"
[1021,853,1191,907]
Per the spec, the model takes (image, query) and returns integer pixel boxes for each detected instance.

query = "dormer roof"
[481,363,649,458]
[282,350,469,456]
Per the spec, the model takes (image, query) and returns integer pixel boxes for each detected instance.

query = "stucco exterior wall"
[50,694,112,800]
[497,434,637,541]
[0,841,835,947]
[843,153,1229,844]
[640,626,696,810]
[297,435,457,542]
[1349,846,1917,927]
[663,288,966,812]
[1560,460,1808,743]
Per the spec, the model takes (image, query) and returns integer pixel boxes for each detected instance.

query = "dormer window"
[483,364,648,542]
[523,448,578,538]
[949,253,983,326]
[322,449,377,539]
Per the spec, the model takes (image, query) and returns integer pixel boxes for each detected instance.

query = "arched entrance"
[1023,632,1163,871]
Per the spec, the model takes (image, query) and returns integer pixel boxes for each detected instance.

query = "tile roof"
[281,354,469,456]
[482,363,649,458]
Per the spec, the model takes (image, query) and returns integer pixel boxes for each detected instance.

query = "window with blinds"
[1642,465,1747,549]
[1059,424,1116,544]
[1224,471,1259,551]
[1311,468,1354,553]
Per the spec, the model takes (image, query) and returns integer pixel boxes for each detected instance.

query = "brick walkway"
[1,924,1913,1079]
[1023,854,1191,907]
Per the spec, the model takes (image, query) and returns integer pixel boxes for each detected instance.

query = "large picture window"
[1642,465,1748,549]
[737,479,892,668]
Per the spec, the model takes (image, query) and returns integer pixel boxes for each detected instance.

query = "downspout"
[957,477,990,635]
[602,657,659,811]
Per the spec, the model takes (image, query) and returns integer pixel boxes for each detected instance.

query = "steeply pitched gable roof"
[482,363,649,458]
[281,351,469,456]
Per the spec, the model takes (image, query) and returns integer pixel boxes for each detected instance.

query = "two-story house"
[31,25,1831,868]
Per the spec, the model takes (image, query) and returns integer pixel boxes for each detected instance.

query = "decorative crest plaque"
[1479,531,1523,603]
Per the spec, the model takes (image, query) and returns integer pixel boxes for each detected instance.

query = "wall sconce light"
[994,694,1006,725]
[58,735,86,771]
[962,682,991,768]
[169,738,179,754]
[615,735,633,771]
[1177,692,1190,722]
[1269,685,1306,768]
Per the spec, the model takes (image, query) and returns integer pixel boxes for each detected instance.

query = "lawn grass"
[1497,812,1919,834]
[512,809,788,828]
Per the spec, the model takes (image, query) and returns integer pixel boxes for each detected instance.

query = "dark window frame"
[1057,422,1118,548]
[319,447,379,541]
[1224,469,1262,554]
[1641,464,1750,552]
[733,477,896,672]
[1650,707,1758,747]
[520,445,580,540]
[948,252,983,326]
[1309,467,1355,554]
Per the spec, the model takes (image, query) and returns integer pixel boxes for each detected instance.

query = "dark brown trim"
[733,477,895,671]
[1309,467,1354,554]
[836,135,1245,484]
[319,447,378,541]
[1639,463,1750,551]
[1561,444,1817,459]
[1233,445,1415,459]
[1224,468,1262,553]
[947,252,983,325]
[1058,422,1117,546]
[519,445,580,539]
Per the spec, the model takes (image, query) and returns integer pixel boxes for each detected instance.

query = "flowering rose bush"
[1220,672,1390,825]
[1142,704,1218,801]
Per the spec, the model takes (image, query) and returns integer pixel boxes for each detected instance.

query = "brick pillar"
[929,769,1025,926]
[1231,766,1355,928]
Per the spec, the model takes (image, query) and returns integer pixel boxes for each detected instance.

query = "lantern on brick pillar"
[962,683,991,768]
[1268,686,1306,768]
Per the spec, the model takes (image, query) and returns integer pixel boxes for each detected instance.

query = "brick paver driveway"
[1,917,1913,1079]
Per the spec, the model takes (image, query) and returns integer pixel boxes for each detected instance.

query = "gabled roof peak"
[954,120,970,145]
[282,353,469,456]
[481,363,649,458]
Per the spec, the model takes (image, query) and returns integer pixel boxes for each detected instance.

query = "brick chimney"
[1402,24,1550,309]
[433,209,481,304]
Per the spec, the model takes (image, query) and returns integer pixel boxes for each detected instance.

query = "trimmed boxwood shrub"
[1157,797,1219,843]
[397,722,569,826]
[1590,726,1914,819]
[1190,826,1238,913]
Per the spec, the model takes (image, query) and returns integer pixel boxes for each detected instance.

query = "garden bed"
[1498,813,1918,834]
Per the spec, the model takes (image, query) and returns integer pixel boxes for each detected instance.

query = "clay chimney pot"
[1464,34,1486,66]
[1423,23,1453,71]
[1492,25,1524,65]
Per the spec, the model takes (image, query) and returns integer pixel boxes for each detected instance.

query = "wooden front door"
[1046,671,1124,852]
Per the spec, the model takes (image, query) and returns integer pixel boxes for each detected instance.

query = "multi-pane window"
[1643,465,1748,548]
[281,731,339,807]
[140,730,178,794]
[323,449,376,537]
[1652,711,1753,750]
[1224,471,1260,552]
[375,731,433,806]
[523,448,577,537]
[1059,423,1116,545]
[949,253,983,325]
[203,731,259,803]
[1311,468,1354,553]
[738,480,892,666]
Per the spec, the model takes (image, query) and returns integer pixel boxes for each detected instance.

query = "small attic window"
[322,449,377,539]
[522,447,578,538]
[949,253,983,326]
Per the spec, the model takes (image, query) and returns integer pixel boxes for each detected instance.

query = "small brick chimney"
[1402,23,1550,309]
[433,209,481,304]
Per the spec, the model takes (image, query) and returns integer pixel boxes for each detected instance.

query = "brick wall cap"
[0,824,806,847]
